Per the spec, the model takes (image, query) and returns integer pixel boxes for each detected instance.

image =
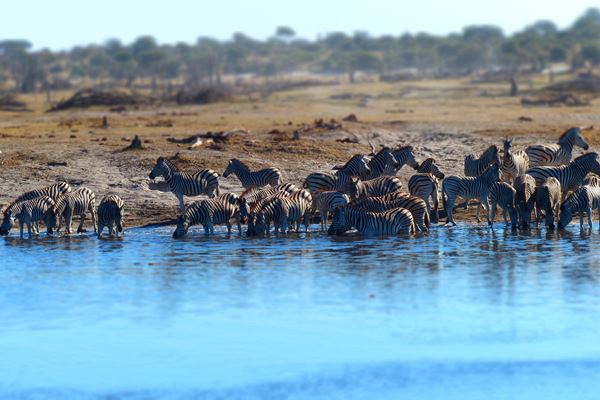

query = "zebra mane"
[230,158,250,172]
[340,154,366,169]
[417,158,435,172]
[572,152,598,163]
[558,127,581,144]
[159,157,180,171]
[395,145,413,153]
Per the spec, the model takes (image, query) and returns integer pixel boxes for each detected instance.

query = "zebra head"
[44,209,57,235]
[238,197,250,224]
[560,127,589,150]
[172,215,190,238]
[583,173,600,186]
[0,211,14,235]
[347,179,367,200]
[392,146,420,171]
[149,157,170,180]
[558,200,574,230]
[503,139,513,156]
[417,158,445,179]
[328,207,349,236]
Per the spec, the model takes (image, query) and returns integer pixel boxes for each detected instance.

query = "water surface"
[1,225,599,399]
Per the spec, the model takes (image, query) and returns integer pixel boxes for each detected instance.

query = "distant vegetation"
[1,8,600,98]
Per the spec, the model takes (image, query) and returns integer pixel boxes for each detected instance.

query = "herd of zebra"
[2,126,600,239]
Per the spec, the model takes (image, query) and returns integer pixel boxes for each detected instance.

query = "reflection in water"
[1,224,600,399]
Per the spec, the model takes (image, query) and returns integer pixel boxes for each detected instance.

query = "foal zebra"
[442,163,501,226]
[14,182,72,203]
[559,184,600,229]
[223,159,282,193]
[527,152,600,195]
[97,194,125,238]
[350,193,429,232]
[408,158,445,223]
[312,191,350,231]
[464,145,501,177]
[327,206,415,236]
[526,127,589,167]
[55,187,97,234]
[149,157,220,211]
[172,193,244,237]
[354,176,403,198]
[488,182,518,229]
[13,196,57,238]
[514,174,537,229]
[534,177,562,229]
[383,145,420,175]
[501,139,529,183]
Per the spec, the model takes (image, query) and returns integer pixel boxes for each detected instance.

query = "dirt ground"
[1,78,599,227]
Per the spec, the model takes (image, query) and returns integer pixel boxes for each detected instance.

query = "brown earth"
[1,78,599,228]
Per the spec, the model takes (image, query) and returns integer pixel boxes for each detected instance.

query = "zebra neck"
[559,142,574,155]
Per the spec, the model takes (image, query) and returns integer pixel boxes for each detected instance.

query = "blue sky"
[4,0,599,50]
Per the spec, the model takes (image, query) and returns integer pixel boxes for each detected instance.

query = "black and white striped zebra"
[527,152,600,195]
[305,155,370,194]
[514,174,537,229]
[349,193,429,232]
[534,177,561,229]
[354,176,403,198]
[327,206,415,236]
[558,184,600,229]
[501,139,529,183]
[442,163,501,226]
[383,145,420,175]
[14,182,72,203]
[312,191,350,231]
[55,187,97,234]
[223,159,282,193]
[149,157,220,211]
[488,182,518,229]
[11,196,57,238]
[97,194,125,238]
[172,193,244,237]
[583,173,600,187]
[526,127,589,167]
[361,147,399,180]
[251,190,312,235]
[242,183,298,205]
[464,145,501,177]
[408,158,445,223]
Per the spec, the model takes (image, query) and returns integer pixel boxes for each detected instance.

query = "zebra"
[327,206,415,236]
[242,183,298,205]
[304,155,370,194]
[583,173,600,186]
[360,147,399,180]
[149,157,220,211]
[464,145,501,177]
[534,177,562,229]
[55,187,97,234]
[312,191,350,231]
[354,176,403,198]
[11,196,57,239]
[514,174,537,229]
[1,198,53,237]
[408,158,445,223]
[172,193,244,238]
[527,152,600,196]
[252,190,313,235]
[442,162,501,226]
[558,184,600,230]
[97,194,125,238]
[350,193,429,232]
[501,139,529,183]
[488,182,518,229]
[14,182,72,203]
[526,127,589,167]
[223,159,282,193]
[383,145,420,175]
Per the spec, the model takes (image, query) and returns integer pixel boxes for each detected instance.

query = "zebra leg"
[502,207,509,225]
[176,193,186,212]
[77,214,86,233]
[19,220,25,239]
[588,207,593,229]
[580,212,585,228]
[65,209,73,235]
[91,206,97,233]
[489,203,497,227]
[445,196,457,226]
[320,208,326,231]
[226,222,232,235]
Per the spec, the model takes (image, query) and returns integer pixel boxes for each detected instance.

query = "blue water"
[1,225,600,399]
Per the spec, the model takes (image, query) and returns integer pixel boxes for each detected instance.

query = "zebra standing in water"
[527,152,600,195]
[223,159,282,194]
[173,193,244,237]
[464,145,501,177]
[501,139,529,183]
[526,127,589,167]
[353,176,403,198]
[350,193,429,232]
[534,177,562,229]
[559,184,600,229]
[149,157,220,211]
[304,154,370,193]
[12,196,57,238]
[514,174,537,229]
[97,194,125,238]
[442,163,501,226]
[383,145,420,175]
[488,182,518,229]
[55,187,97,234]
[327,206,415,236]
[408,158,445,223]
[312,191,350,231]
[242,183,298,205]
[251,190,313,235]
[14,182,72,203]
[359,147,399,180]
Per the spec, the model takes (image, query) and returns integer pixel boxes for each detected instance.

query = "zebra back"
[328,206,414,236]
[357,176,403,197]
[350,193,429,231]
[223,159,282,189]
[464,145,500,177]
[14,182,72,204]
[243,183,298,204]
[98,194,125,229]
[363,147,399,179]
[334,154,370,178]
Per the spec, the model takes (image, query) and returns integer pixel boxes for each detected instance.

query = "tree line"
[1,8,600,94]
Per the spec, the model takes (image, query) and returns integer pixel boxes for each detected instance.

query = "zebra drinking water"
[514,174,537,229]
[558,184,600,230]
[97,194,125,238]
[350,193,429,232]
[408,158,445,223]
[312,191,350,231]
[327,206,415,236]
[534,177,562,229]
[55,187,97,234]
[11,196,57,239]
[149,157,220,211]
[488,182,518,229]
[172,193,244,238]
[383,145,420,175]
